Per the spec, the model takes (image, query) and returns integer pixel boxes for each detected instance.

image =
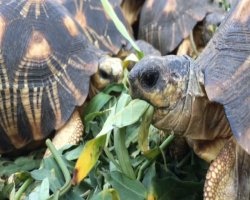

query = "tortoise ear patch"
[0,16,6,45]
[26,31,51,60]
[63,15,79,37]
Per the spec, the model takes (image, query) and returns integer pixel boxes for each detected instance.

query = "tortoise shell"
[62,0,131,55]
[195,0,250,154]
[138,0,221,55]
[0,0,99,153]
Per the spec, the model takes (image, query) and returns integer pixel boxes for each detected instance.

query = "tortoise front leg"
[44,110,83,157]
[204,138,236,200]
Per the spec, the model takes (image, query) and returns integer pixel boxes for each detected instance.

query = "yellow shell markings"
[71,0,94,44]
[8,28,83,146]
[26,31,51,60]
[20,0,47,18]
[10,31,49,143]
[49,55,84,105]
[163,0,177,14]
[74,0,87,28]
[0,16,23,147]
[71,1,118,53]
[0,0,96,150]
[63,15,79,37]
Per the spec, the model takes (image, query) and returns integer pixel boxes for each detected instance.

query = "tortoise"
[138,0,226,56]
[62,0,131,57]
[129,0,250,199]
[0,0,124,155]
[60,0,131,97]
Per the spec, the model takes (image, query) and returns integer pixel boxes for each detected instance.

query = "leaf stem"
[137,134,175,180]
[176,152,191,168]
[159,134,175,151]
[14,178,33,200]
[46,139,72,199]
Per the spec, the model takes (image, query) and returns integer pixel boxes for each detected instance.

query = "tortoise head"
[129,55,191,112]
[91,56,123,91]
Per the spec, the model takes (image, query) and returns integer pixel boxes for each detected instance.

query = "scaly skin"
[44,110,83,157]
[204,139,236,200]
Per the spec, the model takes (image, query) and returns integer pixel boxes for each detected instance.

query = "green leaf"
[142,164,157,200]
[91,189,120,200]
[112,99,149,128]
[64,144,84,161]
[39,178,50,200]
[138,105,154,153]
[0,155,41,176]
[106,171,147,200]
[152,171,204,200]
[31,169,51,181]
[103,83,125,94]
[73,135,106,184]
[100,0,143,59]
[114,128,135,180]
[96,98,149,137]
[84,92,112,116]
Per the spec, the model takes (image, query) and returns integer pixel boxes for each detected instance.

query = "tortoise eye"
[140,70,159,89]
[99,68,111,80]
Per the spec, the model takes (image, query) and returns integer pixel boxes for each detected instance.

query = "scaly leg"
[204,139,236,200]
[44,110,83,157]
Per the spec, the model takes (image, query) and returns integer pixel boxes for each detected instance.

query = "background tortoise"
[138,0,225,56]
[129,0,250,199]
[62,0,160,57]
[62,0,131,56]
[0,0,123,155]
[61,0,129,95]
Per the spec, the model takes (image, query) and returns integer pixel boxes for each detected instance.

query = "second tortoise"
[129,0,250,199]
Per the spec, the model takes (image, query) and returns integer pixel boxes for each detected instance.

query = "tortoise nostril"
[140,70,159,89]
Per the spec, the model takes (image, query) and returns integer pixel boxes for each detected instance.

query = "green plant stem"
[176,152,191,168]
[46,139,72,199]
[137,134,175,180]
[14,178,33,200]
[137,159,152,181]
[159,134,175,151]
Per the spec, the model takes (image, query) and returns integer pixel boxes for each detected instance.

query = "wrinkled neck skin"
[153,61,231,141]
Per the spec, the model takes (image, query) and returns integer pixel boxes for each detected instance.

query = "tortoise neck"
[153,61,231,140]
[152,60,204,133]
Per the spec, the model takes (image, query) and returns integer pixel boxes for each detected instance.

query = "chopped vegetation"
[0,0,210,199]
[0,79,208,200]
